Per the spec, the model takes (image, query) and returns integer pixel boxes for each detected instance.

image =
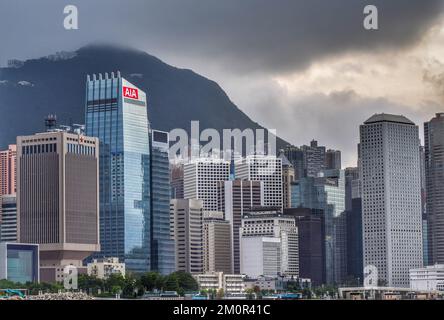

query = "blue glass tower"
[150,130,175,274]
[85,72,151,273]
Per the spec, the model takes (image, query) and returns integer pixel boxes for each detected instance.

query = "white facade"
[87,257,125,279]
[0,194,17,242]
[240,237,281,278]
[360,114,423,287]
[240,214,299,277]
[410,264,444,292]
[184,159,230,211]
[235,155,283,210]
[195,272,246,295]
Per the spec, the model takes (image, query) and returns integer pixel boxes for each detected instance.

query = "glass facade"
[150,130,175,274]
[291,169,347,285]
[0,243,39,284]
[85,74,151,272]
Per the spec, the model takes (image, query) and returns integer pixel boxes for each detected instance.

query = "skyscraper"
[217,179,263,274]
[183,159,230,211]
[170,199,204,274]
[424,113,444,265]
[0,194,17,242]
[235,155,283,210]
[279,154,295,209]
[0,144,16,196]
[17,131,100,282]
[150,130,175,274]
[301,140,326,178]
[203,211,233,274]
[85,72,152,272]
[325,149,342,170]
[361,113,423,287]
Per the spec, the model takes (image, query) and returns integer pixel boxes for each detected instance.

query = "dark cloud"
[0,0,442,74]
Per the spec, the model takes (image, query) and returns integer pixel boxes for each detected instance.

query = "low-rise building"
[410,264,444,292]
[0,242,39,283]
[195,272,246,296]
[87,257,125,279]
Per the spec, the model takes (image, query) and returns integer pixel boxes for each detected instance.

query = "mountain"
[0,44,287,151]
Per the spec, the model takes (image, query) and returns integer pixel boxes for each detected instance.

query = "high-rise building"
[85,72,152,272]
[150,130,175,274]
[0,144,16,196]
[170,199,204,274]
[301,140,326,178]
[17,131,100,282]
[345,167,363,283]
[361,113,423,287]
[424,113,444,265]
[240,237,281,278]
[281,146,304,180]
[0,194,17,242]
[419,146,428,266]
[170,164,184,199]
[217,179,263,274]
[203,211,233,274]
[240,212,299,277]
[325,149,341,170]
[291,169,347,285]
[184,159,230,211]
[235,155,282,210]
[283,208,325,286]
[279,154,295,209]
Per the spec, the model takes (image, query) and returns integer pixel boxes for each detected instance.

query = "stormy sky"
[1,0,444,166]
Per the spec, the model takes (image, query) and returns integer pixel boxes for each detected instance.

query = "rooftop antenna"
[45,114,57,132]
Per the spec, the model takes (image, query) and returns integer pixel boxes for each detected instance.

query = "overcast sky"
[1,0,444,166]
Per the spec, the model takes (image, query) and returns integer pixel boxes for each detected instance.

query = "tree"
[216,288,225,299]
[140,272,162,291]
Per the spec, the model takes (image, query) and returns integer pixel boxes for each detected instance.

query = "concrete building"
[170,199,203,274]
[85,72,152,273]
[424,113,444,265]
[360,114,423,287]
[0,194,17,242]
[279,154,295,209]
[240,212,299,277]
[283,208,325,286]
[150,130,175,274]
[410,264,444,292]
[217,179,263,274]
[325,149,341,170]
[195,272,246,296]
[301,140,326,178]
[184,159,230,211]
[170,164,184,199]
[235,155,283,210]
[203,212,233,274]
[281,146,305,180]
[87,257,125,279]
[0,242,39,283]
[17,131,100,283]
[0,144,16,196]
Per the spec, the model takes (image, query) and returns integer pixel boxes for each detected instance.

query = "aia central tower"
[85,72,151,272]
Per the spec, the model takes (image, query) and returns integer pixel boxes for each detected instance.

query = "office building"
[279,154,295,209]
[281,146,304,180]
[284,208,325,286]
[150,130,175,274]
[240,237,281,278]
[240,212,299,277]
[170,199,204,274]
[235,155,283,210]
[0,242,39,283]
[17,131,100,282]
[291,169,347,285]
[184,159,230,211]
[217,179,263,274]
[170,164,184,199]
[424,113,444,265]
[203,212,233,274]
[410,264,444,292]
[0,194,17,242]
[0,144,16,196]
[87,257,126,280]
[361,113,423,287]
[85,72,152,273]
[325,149,341,170]
[301,140,326,178]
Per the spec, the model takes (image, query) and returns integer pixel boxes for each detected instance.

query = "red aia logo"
[123,86,139,100]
